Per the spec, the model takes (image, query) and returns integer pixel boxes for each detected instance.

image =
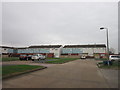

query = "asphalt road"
[2,59,118,88]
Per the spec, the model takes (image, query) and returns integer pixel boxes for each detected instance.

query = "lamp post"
[100,27,110,65]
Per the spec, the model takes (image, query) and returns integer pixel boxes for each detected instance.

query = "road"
[2,59,118,88]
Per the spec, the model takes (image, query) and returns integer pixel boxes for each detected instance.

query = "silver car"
[109,55,120,61]
[31,54,46,61]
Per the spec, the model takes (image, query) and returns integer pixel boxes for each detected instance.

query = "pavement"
[99,69,118,88]
[2,59,118,88]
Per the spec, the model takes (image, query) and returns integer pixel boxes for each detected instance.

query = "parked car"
[80,56,86,59]
[19,55,28,60]
[19,55,32,60]
[109,55,120,61]
[27,55,32,60]
[31,54,46,61]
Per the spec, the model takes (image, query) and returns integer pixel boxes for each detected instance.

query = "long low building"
[61,44,106,58]
[0,44,107,58]
[0,45,62,58]
[16,45,62,58]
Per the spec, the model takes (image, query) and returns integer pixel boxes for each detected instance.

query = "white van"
[109,55,120,61]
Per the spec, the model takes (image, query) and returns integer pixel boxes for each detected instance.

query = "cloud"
[2,2,118,53]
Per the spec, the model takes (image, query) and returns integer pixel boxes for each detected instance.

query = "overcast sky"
[2,2,118,53]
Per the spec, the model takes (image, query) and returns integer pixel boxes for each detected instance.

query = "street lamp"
[100,27,110,65]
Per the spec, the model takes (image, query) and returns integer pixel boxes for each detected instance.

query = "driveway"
[2,59,118,88]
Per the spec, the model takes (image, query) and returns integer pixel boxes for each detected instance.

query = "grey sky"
[2,2,118,53]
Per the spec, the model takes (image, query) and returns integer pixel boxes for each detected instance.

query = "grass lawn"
[45,58,78,64]
[95,58,107,61]
[2,65,44,77]
[46,57,60,59]
[98,61,120,70]
[1,57,19,62]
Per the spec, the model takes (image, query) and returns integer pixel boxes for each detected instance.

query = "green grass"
[46,57,60,59]
[2,65,44,77]
[95,58,107,61]
[1,57,19,61]
[45,58,78,64]
[98,61,120,70]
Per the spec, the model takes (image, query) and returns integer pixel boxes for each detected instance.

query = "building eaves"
[0,46,14,49]
[63,44,106,48]
[29,45,62,48]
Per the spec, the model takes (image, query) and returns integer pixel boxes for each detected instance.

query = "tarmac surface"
[2,59,118,88]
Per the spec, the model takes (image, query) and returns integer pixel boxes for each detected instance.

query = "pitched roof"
[63,44,106,48]
[0,46,14,49]
[15,47,28,49]
[29,45,62,48]
[0,46,28,49]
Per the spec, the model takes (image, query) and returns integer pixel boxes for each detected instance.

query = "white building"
[0,46,14,54]
[0,46,14,57]
[17,45,62,58]
[1,44,106,58]
[61,44,106,58]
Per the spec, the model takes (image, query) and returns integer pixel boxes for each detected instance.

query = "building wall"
[17,47,61,58]
[82,47,106,56]
[62,48,83,54]
[1,48,14,54]
[61,47,106,58]
[1,45,106,58]
[62,47,106,54]
[50,48,61,58]
[17,48,50,54]
[1,48,8,54]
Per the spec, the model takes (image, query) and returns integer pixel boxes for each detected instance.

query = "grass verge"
[1,57,19,62]
[45,58,78,64]
[2,65,46,79]
[95,58,107,61]
[97,61,120,70]
[46,58,60,59]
